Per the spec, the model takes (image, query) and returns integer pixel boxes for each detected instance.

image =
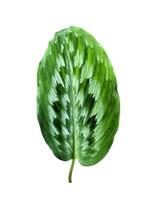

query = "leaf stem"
[68,159,75,183]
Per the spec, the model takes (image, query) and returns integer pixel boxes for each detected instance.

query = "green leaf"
[37,26,120,182]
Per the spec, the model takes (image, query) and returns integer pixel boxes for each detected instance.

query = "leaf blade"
[37,26,120,167]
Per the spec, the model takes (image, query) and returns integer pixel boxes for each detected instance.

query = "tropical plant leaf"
[37,26,120,182]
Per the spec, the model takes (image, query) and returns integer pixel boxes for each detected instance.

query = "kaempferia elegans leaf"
[37,26,120,183]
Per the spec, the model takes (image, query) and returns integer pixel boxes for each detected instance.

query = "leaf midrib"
[66,51,76,160]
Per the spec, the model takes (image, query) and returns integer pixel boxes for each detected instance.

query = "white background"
[0,0,150,199]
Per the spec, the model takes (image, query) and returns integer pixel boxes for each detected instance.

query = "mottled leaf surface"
[37,26,120,167]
